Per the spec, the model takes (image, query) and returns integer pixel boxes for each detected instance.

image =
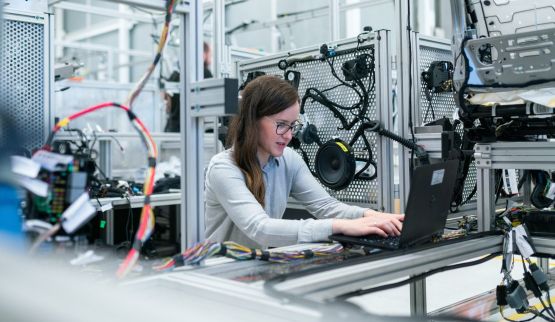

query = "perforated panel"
[418,39,477,204]
[1,18,45,152]
[240,45,380,206]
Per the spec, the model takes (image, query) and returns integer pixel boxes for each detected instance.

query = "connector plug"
[506,281,529,313]
[529,263,549,292]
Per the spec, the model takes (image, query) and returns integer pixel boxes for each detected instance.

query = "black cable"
[495,170,504,205]
[518,170,529,191]
[125,196,133,243]
[302,88,360,130]
[530,171,554,209]
[520,255,555,320]
[320,83,344,94]
[423,91,436,123]
[290,35,381,185]
[500,308,548,322]
[89,131,98,158]
[94,163,109,182]
[353,132,377,181]
[461,183,477,206]
[407,2,416,178]
[540,298,555,320]
[326,56,363,100]
[547,291,555,318]
[535,308,555,322]
[336,252,501,300]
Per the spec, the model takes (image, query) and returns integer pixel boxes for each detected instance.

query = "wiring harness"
[28,0,178,277]
[153,241,344,271]
[496,215,555,322]
[283,30,428,189]
[39,103,158,278]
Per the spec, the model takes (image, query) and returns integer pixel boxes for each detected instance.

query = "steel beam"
[274,235,504,301]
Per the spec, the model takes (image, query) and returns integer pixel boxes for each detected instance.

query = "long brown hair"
[227,75,299,207]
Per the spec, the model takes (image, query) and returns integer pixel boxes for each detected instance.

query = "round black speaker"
[314,139,356,190]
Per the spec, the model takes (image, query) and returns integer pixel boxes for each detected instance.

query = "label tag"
[61,193,96,234]
[514,225,535,259]
[431,169,445,185]
[11,156,41,178]
[32,150,73,171]
[100,203,113,213]
[452,107,460,121]
[502,169,518,195]
[546,183,555,200]
[335,142,348,153]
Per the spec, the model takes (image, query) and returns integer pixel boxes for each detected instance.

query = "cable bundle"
[31,0,178,278]
[41,102,158,279]
[153,241,344,271]
[496,219,555,322]
[125,0,177,109]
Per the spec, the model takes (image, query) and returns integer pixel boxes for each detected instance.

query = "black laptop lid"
[399,160,459,247]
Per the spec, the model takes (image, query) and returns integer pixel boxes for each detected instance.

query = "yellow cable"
[57,117,70,128]
[503,295,555,321]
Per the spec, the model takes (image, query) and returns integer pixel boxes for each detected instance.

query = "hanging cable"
[125,0,177,109]
[40,102,158,279]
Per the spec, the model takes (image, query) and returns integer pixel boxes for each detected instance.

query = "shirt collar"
[262,155,280,170]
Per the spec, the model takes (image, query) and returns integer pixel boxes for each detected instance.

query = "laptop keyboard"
[360,235,401,248]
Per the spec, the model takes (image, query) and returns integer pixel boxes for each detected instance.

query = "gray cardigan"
[204,147,366,249]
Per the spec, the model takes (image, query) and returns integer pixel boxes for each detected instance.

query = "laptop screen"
[399,160,459,247]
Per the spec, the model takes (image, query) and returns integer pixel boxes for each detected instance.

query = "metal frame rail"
[128,235,555,317]
[475,141,555,232]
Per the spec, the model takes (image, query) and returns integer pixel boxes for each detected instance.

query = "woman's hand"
[363,209,404,235]
[332,211,404,237]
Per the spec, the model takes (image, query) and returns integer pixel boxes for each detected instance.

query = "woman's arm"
[289,151,404,236]
[289,153,365,219]
[206,162,334,247]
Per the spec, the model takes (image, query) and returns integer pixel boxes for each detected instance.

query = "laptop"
[329,160,459,250]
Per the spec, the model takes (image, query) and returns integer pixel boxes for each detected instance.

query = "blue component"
[0,183,25,250]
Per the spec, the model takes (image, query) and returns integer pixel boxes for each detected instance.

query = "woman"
[204,75,403,248]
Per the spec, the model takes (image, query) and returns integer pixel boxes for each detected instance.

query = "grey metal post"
[105,209,115,245]
[395,0,411,213]
[450,0,467,91]
[98,140,112,179]
[475,144,497,231]
[410,278,427,316]
[522,174,531,207]
[213,0,229,78]
[329,0,340,41]
[45,8,54,143]
[375,29,394,213]
[539,258,550,274]
[180,0,204,250]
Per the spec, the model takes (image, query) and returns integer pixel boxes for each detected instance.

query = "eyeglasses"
[266,117,303,135]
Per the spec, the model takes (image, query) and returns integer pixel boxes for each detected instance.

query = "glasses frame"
[266,117,304,136]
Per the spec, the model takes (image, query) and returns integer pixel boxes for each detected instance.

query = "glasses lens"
[275,121,303,135]
[276,123,288,135]
[292,123,303,135]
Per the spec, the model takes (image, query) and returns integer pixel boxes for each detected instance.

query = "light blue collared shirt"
[204,147,366,248]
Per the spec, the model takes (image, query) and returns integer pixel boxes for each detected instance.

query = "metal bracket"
[189,78,239,118]
[474,144,492,168]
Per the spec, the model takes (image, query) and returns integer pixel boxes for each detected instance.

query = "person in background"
[203,41,213,79]
[163,42,213,132]
[162,71,180,133]
[204,75,404,249]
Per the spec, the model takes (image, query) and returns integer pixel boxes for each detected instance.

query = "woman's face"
[257,102,300,164]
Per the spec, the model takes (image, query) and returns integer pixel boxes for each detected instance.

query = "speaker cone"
[314,139,356,190]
